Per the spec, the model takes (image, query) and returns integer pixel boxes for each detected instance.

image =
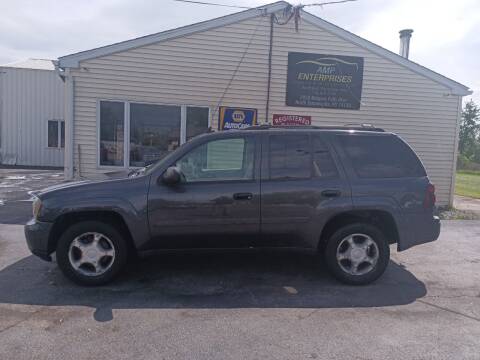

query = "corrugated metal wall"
[0,67,64,167]
[70,14,459,204]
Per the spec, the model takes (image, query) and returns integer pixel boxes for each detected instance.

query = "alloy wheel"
[336,233,379,276]
[68,232,116,277]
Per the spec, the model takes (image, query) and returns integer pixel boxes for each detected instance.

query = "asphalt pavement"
[0,220,479,359]
[0,168,65,224]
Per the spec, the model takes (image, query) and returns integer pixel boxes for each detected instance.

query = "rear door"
[258,131,352,248]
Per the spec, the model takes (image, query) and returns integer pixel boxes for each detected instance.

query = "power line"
[173,0,358,10]
[304,0,357,7]
[173,0,255,9]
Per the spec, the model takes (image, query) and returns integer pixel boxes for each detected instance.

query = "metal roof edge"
[300,10,472,96]
[58,1,290,68]
[0,66,55,72]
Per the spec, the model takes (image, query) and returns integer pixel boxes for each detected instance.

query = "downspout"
[265,13,274,125]
[449,95,463,207]
[55,62,74,180]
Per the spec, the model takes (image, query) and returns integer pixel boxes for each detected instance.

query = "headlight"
[32,197,42,219]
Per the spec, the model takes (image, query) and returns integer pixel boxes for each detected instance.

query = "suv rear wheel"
[56,221,128,286]
[324,223,390,285]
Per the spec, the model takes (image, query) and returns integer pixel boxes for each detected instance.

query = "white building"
[0,59,64,167]
[57,1,471,205]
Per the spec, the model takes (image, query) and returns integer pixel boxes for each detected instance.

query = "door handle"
[321,189,341,198]
[233,192,253,200]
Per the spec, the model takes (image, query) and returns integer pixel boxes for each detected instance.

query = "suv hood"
[33,180,93,198]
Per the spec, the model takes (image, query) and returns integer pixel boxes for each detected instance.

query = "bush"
[457,154,480,171]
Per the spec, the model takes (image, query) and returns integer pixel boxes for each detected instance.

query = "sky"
[1,0,479,102]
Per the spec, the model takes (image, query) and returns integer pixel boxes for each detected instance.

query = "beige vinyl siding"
[71,14,459,204]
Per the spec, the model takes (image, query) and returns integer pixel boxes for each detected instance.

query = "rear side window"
[268,134,339,180]
[269,135,310,180]
[338,135,426,178]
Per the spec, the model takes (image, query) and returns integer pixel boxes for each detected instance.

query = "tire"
[324,223,390,285]
[56,221,128,286]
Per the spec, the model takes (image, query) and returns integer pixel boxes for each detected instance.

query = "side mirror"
[161,166,182,185]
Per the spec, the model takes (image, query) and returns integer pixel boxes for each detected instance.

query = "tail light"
[423,183,436,209]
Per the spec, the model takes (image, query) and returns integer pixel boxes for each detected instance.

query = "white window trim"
[46,119,65,150]
[97,99,211,169]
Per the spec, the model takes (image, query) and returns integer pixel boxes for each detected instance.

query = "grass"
[455,170,480,199]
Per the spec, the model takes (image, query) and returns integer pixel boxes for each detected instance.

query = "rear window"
[338,135,426,178]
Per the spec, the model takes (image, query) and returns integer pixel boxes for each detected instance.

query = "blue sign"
[218,107,257,130]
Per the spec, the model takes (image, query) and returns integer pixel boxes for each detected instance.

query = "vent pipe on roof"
[399,29,413,59]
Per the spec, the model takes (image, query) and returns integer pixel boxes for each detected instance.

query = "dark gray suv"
[25,126,440,286]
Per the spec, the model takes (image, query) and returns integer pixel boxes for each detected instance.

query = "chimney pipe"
[399,29,413,59]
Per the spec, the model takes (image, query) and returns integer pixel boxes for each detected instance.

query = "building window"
[186,107,210,142]
[47,120,65,148]
[130,104,181,167]
[100,101,125,166]
[60,121,65,148]
[98,101,210,168]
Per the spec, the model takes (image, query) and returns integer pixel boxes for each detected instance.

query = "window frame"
[172,135,256,185]
[46,119,65,149]
[96,99,211,169]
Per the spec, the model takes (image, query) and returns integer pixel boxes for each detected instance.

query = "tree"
[459,99,480,160]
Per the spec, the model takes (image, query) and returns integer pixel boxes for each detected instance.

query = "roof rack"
[244,124,385,132]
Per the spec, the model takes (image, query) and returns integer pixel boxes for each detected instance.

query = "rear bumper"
[398,214,440,251]
[24,219,53,261]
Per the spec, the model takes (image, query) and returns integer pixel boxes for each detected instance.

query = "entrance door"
[147,134,261,249]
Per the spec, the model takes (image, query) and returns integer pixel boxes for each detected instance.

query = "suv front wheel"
[56,221,128,286]
[324,223,390,285]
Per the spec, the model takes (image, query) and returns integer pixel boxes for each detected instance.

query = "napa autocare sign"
[219,107,257,130]
[272,114,311,126]
[286,52,364,110]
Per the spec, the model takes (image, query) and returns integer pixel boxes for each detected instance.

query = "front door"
[147,134,261,249]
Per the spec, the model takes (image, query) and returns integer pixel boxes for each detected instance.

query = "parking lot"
[0,168,65,224]
[0,168,479,359]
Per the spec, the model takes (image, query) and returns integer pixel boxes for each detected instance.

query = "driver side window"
[176,137,255,182]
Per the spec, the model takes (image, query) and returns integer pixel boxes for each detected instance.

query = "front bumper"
[24,219,54,261]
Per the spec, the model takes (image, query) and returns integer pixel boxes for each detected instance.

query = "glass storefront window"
[100,101,124,166]
[129,104,181,167]
[98,101,210,168]
[186,107,209,141]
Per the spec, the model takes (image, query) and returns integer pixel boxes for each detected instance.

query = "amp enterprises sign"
[286,52,364,110]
